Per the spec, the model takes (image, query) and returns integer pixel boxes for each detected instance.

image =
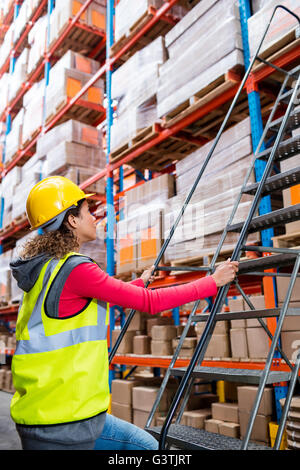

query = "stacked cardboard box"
[195,318,231,359]
[116,173,175,275]
[228,295,270,360]
[151,325,178,356]
[164,118,259,263]
[207,402,240,439]
[8,48,29,103]
[238,385,274,445]
[0,368,15,393]
[27,14,47,76]
[45,50,104,125]
[248,0,300,58]
[5,109,25,165]
[0,73,11,117]
[111,378,145,424]
[1,167,22,228]
[280,396,300,450]
[113,0,187,44]
[110,36,167,153]
[157,0,244,119]
[280,141,300,235]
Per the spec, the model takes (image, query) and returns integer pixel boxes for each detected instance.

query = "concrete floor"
[0,391,22,450]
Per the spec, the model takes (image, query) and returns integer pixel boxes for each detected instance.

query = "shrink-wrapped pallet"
[49,0,106,48]
[0,73,10,117]
[45,66,104,124]
[81,223,107,269]
[55,165,106,195]
[44,140,106,177]
[8,48,29,103]
[0,22,13,70]
[22,79,45,147]
[114,0,187,43]
[11,155,42,220]
[36,119,103,157]
[5,108,24,164]
[116,216,139,274]
[110,37,166,151]
[157,0,244,118]
[27,14,47,76]
[248,0,300,58]
[51,50,100,77]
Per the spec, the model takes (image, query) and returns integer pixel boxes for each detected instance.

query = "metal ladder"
[109,6,300,450]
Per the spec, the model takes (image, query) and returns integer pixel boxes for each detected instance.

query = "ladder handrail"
[158,5,300,448]
[109,5,299,365]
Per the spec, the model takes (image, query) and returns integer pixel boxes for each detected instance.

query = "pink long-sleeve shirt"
[58,263,217,318]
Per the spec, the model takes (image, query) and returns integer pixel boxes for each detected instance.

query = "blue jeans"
[94,414,158,450]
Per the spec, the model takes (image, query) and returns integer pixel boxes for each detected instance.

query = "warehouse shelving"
[0,1,300,438]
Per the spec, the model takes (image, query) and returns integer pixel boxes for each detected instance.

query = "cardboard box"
[276,276,300,303]
[281,331,300,361]
[147,317,174,337]
[125,311,147,332]
[237,386,274,416]
[202,333,230,358]
[282,315,300,332]
[111,379,144,406]
[219,422,240,438]
[212,402,239,423]
[239,409,271,443]
[111,402,132,423]
[152,325,177,341]
[133,335,151,355]
[132,386,173,412]
[151,340,173,356]
[183,393,218,411]
[230,328,249,358]
[246,295,265,327]
[0,369,4,389]
[172,337,197,350]
[181,409,212,428]
[205,418,223,434]
[111,330,135,354]
[133,409,160,428]
[246,327,269,359]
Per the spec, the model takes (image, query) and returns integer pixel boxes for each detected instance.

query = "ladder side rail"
[241,254,300,449]
[158,52,300,451]
[274,352,300,450]
[145,299,201,429]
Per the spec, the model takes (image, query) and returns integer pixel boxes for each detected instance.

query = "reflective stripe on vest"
[11,252,110,425]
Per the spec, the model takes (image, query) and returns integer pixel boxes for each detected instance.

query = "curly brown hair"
[19,200,85,260]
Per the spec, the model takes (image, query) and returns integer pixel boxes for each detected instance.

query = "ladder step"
[256,134,300,162]
[147,425,272,450]
[227,203,300,233]
[169,366,291,384]
[238,252,298,273]
[267,104,300,133]
[192,307,300,323]
[243,167,300,196]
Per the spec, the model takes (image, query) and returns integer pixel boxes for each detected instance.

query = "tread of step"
[227,203,300,233]
[169,366,291,384]
[268,105,300,133]
[243,167,300,196]
[192,307,300,322]
[256,134,300,162]
[147,425,271,450]
[238,252,298,272]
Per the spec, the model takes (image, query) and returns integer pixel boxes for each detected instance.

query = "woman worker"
[9,176,239,451]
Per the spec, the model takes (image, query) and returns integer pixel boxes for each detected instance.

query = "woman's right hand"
[212,258,239,287]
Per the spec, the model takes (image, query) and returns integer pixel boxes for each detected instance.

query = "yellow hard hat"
[26,176,95,231]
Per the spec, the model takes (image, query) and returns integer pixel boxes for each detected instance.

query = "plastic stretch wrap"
[45,67,104,123]
[248,0,300,57]
[22,80,45,146]
[54,165,106,195]
[27,15,47,76]
[8,48,29,103]
[157,0,244,118]
[81,223,107,269]
[114,0,187,42]
[36,119,103,157]
[43,140,106,177]
[1,167,22,228]
[49,0,106,46]
[0,73,10,117]
[0,23,13,70]
[5,108,25,164]
[111,37,166,151]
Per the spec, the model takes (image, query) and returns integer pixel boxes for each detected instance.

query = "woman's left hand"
[140,265,156,286]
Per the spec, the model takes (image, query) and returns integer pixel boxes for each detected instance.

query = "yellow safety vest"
[10,252,110,425]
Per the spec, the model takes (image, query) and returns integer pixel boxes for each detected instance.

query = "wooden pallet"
[110,122,199,171]
[272,231,300,249]
[162,67,244,129]
[45,97,105,127]
[110,6,178,64]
